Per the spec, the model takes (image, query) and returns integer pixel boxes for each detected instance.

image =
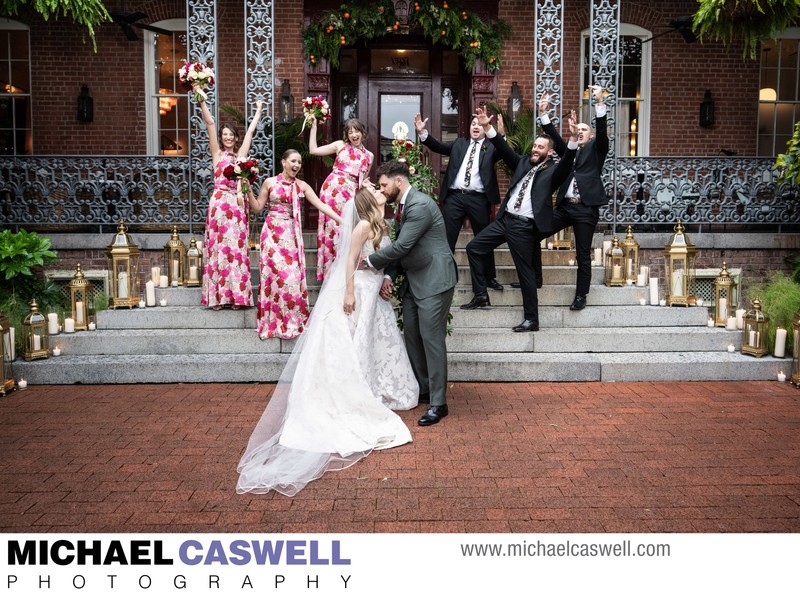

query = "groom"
[366,160,457,426]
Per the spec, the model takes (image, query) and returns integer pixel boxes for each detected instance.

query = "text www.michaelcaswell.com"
[460,539,671,558]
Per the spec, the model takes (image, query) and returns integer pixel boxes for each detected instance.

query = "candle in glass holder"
[17,378,27,389]
[32,334,41,350]
[159,298,167,307]
[189,266,199,281]
[748,329,756,346]
[696,298,704,307]
[774,327,787,358]
[707,317,714,327]
[777,370,786,382]
[75,301,84,325]
[568,259,575,266]
[639,297,647,306]
[659,298,666,307]
[547,242,554,250]
[718,297,728,320]
[117,272,128,299]
[151,266,160,285]
[88,321,96,331]
[727,344,735,353]
[138,297,146,308]
[52,346,61,356]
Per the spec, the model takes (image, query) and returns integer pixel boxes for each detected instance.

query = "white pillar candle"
[636,273,645,286]
[602,240,612,257]
[649,278,659,305]
[189,266,199,281]
[707,317,715,327]
[145,280,156,306]
[640,266,649,279]
[32,334,41,350]
[778,370,786,382]
[627,259,633,278]
[541,239,548,248]
[736,309,746,330]
[64,318,75,333]
[774,327,788,358]
[196,240,203,254]
[718,297,728,321]
[7,327,14,360]
[88,322,96,331]
[159,275,169,288]
[75,301,84,325]
[151,266,160,285]
[748,329,756,346]
[52,346,61,356]
[172,259,180,281]
[47,312,59,335]
[726,317,737,330]
[117,272,128,299]
[613,264,621,278]
[671,269,684,297]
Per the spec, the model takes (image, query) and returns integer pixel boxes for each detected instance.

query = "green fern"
[758,271,800,356]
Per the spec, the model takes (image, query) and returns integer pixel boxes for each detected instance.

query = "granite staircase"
[14,233,791,384]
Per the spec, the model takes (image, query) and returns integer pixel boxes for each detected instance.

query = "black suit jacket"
[542,113,609,206]
[487,132,576,235]
[421,135,502,205]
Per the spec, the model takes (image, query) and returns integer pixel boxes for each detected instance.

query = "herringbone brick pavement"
[1,382,798,533]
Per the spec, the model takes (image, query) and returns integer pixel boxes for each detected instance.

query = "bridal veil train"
[237,199,418,496]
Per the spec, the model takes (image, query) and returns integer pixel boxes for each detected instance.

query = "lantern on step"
[22,299,49,361]
[604,236,626,287]
[68,263,92,331]
[0,314,15,395]
[664,220,696,306]
[712,262,737,327]
[164,226,186,287]
[106,220,141,308]
[184,237,202,287]
[740,298,769,357]
[791,309,800,387]
[620,226,639,284]
[552,226,575,249]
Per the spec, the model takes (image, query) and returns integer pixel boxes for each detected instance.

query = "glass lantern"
[0,314,14,395]
[620,226,639,284]
[185,237,202,287]
[712,262,737,327]
[791,309,800,387]
[106,220,141,308]
[604,236,625,287]
[552,226,575,250]
[22,299,49,361]
[68,263,92,331]
[740,298,769,358]
[664,220,696,306]
[164,226,186,287]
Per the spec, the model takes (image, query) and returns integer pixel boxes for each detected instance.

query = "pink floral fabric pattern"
[257,176,309,340]
[316,144,373,281]
[202,151,253,308]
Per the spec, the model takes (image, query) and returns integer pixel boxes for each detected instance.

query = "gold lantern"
[185,237,202,287]
[712,262,737,327]
[604,236,625,287]
[68,263,92,331]
[620,226,639,284]
[552,226,575,250]
[106,220,141,308]
[663,220,696,306]
[740,298,769,358]
[164,226,186,287]
[0,314,15,395]
[791,309,800,387]
[22,299,49,361]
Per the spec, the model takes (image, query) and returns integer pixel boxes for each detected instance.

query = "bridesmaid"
[199,98,263,310]
[249,149,341,340]
[309,117,373,281]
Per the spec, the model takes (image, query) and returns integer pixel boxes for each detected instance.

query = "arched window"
[581,24,651,156]
[758,28,800,156]
[0,18,31,155]
[143,19,188,155]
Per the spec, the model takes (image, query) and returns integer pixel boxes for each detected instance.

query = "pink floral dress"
[257,176,309,340]
[316,143,373,281]
[202,151,253,308]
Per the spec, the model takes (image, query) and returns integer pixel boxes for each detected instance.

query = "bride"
[237,186,419,496]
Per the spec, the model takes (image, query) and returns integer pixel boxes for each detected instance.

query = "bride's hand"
[344,292,355,315]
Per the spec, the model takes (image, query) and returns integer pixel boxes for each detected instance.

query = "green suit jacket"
[370,187,457,300]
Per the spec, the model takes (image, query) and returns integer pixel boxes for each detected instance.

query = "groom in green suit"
[366,160,457,426]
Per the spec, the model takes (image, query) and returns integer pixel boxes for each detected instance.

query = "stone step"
[13,351,790,385]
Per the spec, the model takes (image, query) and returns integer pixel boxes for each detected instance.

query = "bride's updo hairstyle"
[354,187,383,250]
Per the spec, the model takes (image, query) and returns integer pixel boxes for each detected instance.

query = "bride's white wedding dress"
[237,201,418,496]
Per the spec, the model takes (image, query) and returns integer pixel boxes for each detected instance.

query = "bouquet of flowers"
[301,95,331,131]
[178,61,215,103]
[223,157,260,198]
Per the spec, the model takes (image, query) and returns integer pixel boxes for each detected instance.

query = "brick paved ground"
[1,381,799,533]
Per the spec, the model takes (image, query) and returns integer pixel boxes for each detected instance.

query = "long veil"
[236,200,390,496]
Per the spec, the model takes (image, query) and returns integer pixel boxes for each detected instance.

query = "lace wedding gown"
[237,203,418,496]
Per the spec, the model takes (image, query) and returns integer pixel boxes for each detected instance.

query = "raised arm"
[250,177,271,214]
[308,118,345,157]
[538,92,568,158]
[299,180,342,224]
[199,99,221,162]
[344,221,369,315]
[416,113,453,155]
[475,105,522,170]
[551,115,579,190]
[237,100,264,158]
[591,85,610,163]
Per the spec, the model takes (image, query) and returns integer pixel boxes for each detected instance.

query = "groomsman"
[538,85,609,311]
[462,107,578,332]
[414,113,504,292]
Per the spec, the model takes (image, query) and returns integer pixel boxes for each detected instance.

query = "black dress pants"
[444,191,496,281]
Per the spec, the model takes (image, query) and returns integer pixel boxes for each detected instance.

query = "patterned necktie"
[571,176,580,200]
[513,166,538,210]
[463,140,478,187]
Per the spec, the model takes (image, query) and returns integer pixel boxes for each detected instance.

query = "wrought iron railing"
[0,155,797,230]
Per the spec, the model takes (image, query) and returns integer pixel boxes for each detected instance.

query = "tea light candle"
[171,280,179,287]
[707,317,714,327]
[696,298,704,307]
[159,299,167,307]
[138,298,146,308]
[659,298,666,307]
[626,279,634,286]
[64,318,75,333]
[568,259,575,266]
[777,370,786,382]
[639,297,647,306]
[774,327,787,358]
[159,275,169,288]
[88,322,96,331]
[52,346,61,356]
[17,378,27,389]
[727,344,735,353]
[547,242,554,250]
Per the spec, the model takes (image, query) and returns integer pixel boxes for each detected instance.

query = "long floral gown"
[257,176,309,340]
[316,144,373,281]
[202,150,253,308]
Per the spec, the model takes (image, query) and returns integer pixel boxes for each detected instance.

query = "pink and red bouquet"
[223,157,260,197]
[178,61,215,103]
[301,95,331,130]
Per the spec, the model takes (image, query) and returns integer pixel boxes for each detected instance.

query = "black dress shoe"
[569,294,587,311]
[460,294,490,309]
[418,393,430,404]
[418,405,448,426]
[512,319,539,332]
[487,278,504,291]
[510,281,543,289]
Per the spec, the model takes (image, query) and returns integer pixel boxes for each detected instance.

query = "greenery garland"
[302,0,509,72]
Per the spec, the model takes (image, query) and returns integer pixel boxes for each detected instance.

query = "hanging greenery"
[0,0,110,50]
[692,0,800,60]
[775,119,800,191]
[302,0,509,72]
